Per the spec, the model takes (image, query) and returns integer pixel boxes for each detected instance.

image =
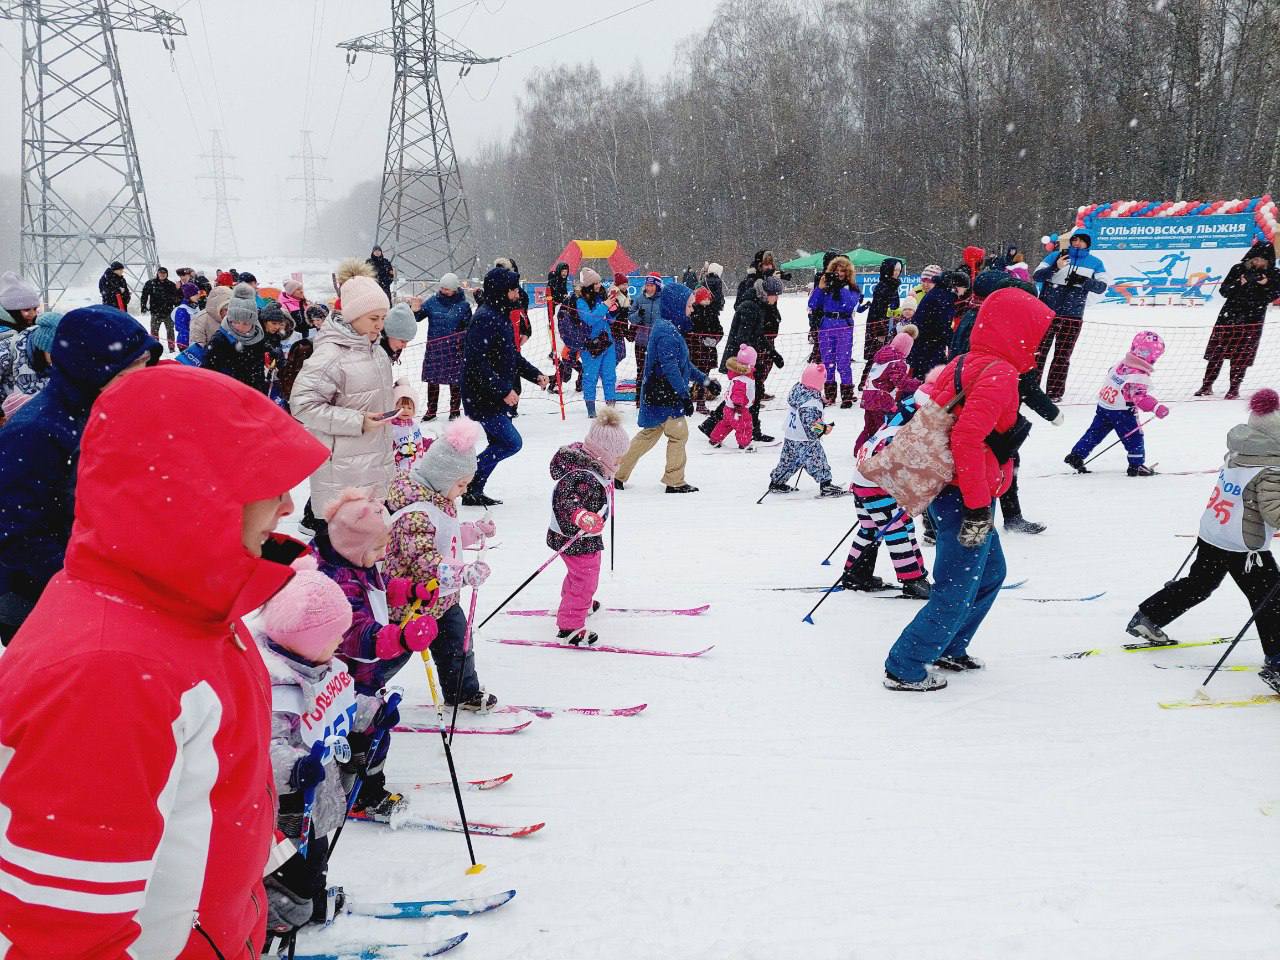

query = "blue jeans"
[885,486,1006,682]
[580,349,617,414]
[473,411,522,492]
[1070,405,1145,465]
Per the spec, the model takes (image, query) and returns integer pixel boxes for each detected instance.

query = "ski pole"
[802,509,906,624]
[608,484,616,574]
[547,299,566,420]
[476,528,588,629]
[446,531,488,745]
[1200,576,1280,688]
[327,690,402,863]
[1166,541,1198,586]
[422,653,485,874]
[1083,416,1155,467]
[820,522,859,566]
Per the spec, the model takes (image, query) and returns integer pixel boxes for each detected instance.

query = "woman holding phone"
[291,260,396,532]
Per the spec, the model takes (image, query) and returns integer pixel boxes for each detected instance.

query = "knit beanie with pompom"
[412,417,482,494]
[324,489,390,567]
[800,363,826,392]
[1249,388,1280,431]
[582,406,630,473]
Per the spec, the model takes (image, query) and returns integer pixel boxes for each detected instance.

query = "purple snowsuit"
[808,285,861,386]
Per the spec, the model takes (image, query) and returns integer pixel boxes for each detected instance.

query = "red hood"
[65,365,328,624]
[969,287,1053,373]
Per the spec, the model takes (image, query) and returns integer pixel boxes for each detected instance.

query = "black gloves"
[958,506,993,549]
[1066,272,1087,287]
[772,351,785,368]
[682,398,695,417]
[705,378,722,399]
[985,414,1031,463]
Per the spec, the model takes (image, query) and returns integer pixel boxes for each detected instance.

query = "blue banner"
[1085,214,1259,251]
[856,274,922,299]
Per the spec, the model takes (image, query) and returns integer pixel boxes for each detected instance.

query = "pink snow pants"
[708,405,753,448]
[557,551,603,631]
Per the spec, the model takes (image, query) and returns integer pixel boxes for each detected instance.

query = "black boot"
[1064,453,1089,474]
[839,383,855,409]
[823,381,838,407]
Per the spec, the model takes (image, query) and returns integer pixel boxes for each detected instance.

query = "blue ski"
[288,932,467,959]
[344,889,515,919]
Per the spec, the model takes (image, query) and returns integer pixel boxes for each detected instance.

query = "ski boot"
[452,688,498,713]
[1125,610,1173,645]
[1064,453,1089,474]
[1004,515,1047,534]
[614,478,625,490]
[818,482,847,498]
[352,788,407,819]
[768,481,792,494]
[709,440,723,449]
[557,627,599,646]
[840,570,889,592]
[753,433,776,444]
[1127,463,1157,477]
[900,578,932,600]
[883,670,947,692]
[462,490,502,507]
[935,653,984,671]
[1259,658,1280,694]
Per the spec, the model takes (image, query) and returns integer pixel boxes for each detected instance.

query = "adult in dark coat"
[546,262,571,308]
[0,305,160,642]
[367,246,396,297]
[701,276,785,442]
[907,272,968,378]
[460,266,548,506]
[859,258,903,387]
[414,274,473,420]
[98,261,131,311]
[140,267,181,350]
[1197,240,1280,399]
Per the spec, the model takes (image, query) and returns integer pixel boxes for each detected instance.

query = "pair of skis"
[492,602,714,658]
[282,889,515,959]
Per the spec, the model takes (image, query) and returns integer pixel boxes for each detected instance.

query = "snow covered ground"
[268,301,1280,959]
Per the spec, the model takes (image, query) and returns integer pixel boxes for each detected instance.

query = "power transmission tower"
[339,2,497,282]
[198,131,241,263]
[288,130,330,258]
[0,0,185,306]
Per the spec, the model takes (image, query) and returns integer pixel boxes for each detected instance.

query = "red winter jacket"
[0,366,326,959]
[928,288,1053,508]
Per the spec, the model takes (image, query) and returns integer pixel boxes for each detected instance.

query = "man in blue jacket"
[1032,230,1109,401]
[461,266,549,506]
[614,282,718,494]
[414,272,473,421]
[0,305,160,643]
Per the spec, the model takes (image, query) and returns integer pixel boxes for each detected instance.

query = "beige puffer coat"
[190,286,233,347]
[1226,419,1280,551]
[290,320,395,513]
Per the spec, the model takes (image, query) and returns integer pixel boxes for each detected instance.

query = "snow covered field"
[267,302,1280,959]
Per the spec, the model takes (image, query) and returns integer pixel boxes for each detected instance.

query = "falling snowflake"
[484,208,495,222]
[968,213,979,229]
[1018,148,1028,159]
[1128,117,1139,129]
[650,160,661,176]
[1005,122,1016,133]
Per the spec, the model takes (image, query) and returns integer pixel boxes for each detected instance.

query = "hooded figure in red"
[0,365,326,958]
[884,288,1052,691]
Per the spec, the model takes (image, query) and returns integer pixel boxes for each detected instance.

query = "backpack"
[858,356,996,515]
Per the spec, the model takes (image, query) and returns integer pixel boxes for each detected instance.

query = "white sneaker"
[883,671,948,692]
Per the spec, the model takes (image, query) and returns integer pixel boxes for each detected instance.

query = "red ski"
[349,808,544,837]
[500,703,648,718]
[392,719,533,735]
[394,774,514,792]
[504,604,709,618]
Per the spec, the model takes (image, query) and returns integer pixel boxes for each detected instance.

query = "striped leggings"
[843,486,926,582]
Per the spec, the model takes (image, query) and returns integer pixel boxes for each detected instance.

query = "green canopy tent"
[779,248,905,272]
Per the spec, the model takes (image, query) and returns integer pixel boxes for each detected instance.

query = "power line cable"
[499,0,658,58]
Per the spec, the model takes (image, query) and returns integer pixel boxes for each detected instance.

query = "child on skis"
[1065,331,1169,477]
[709,344,757,450]
[388,380,430,474]
[384,417,498,712]
[842,390,931,599]
[314,489,436,817]
[768,363,844,497]
[255,561,399,935]
[1127,389,1280,693]
[856,326,919,453]
[549,407,630,645]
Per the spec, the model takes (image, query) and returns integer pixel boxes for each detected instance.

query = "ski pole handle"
[296,739,326,858]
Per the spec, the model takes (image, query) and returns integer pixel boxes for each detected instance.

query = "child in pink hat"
[315,489,435,817]
[709,344,758,451]
[549,407,630,645]
[1065,330,1170,477]
[766,363,844,498]
[857,325,920,453]
[254,558,400,934]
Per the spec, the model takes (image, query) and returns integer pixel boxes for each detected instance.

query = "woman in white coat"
[291,260,395,532]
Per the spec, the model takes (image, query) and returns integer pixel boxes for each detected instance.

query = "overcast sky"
[0,0,718,258]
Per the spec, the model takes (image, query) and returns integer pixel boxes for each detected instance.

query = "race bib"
[298,665,359,762]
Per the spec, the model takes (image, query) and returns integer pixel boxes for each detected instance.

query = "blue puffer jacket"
[1033,247,1108,319]
[806,283,862,328]
[576,294,613,356]
[416,290,472,339]
[0,305,159,609]
[637,282,707,428]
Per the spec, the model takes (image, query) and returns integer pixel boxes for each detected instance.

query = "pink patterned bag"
[859,358,995,515]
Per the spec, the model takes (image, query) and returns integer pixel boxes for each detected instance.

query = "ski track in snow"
[83,283,1278,958]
